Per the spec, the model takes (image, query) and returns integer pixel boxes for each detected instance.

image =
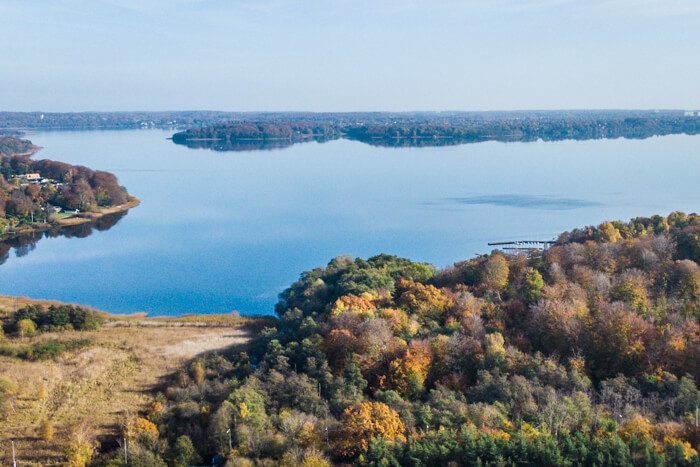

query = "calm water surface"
[1,130,699,315]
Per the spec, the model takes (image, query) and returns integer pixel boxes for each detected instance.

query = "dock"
[487,240,556,254]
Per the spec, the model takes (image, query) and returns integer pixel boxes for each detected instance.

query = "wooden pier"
[487,240,556,254]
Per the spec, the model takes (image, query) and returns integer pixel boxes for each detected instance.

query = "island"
[170,109,700,151]
[0,136,138,242]
[1,211,698,466]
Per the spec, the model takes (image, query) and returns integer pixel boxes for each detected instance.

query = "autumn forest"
[57,212,699,466]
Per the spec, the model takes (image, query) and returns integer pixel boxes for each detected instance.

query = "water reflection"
[0,211,127,265]
[172,132,695,152]
[172,135,337,152]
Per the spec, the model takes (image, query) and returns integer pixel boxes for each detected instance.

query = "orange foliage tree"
[387,339,433,396]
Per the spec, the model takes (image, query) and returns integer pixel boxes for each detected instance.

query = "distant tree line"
[2,109,699,132]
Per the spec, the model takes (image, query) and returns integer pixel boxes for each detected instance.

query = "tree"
[520,268,544,304]
[596,221,622,243]
[17,318,36,339]
[674,260,700,303]
[483,332,506,367]
[587,302,654,379]
[171,435,197,467]
[64,423,96,467]
[610,270,649,313]
[331,295,377,319]
[40,419,54,441]
[335,401,405,458]
[528,297,588,356]
[191,361,205,385]
[387,339,433,397]
[481,255,509,291]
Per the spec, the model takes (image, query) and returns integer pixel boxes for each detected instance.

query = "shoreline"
[0,293,275,329]
[0,195,140,241]
[5,145,43,157]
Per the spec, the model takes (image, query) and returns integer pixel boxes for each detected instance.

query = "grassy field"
[0,297,273,466]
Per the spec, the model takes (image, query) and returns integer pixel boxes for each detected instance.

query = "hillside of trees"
[1,153,130,237]
[0,135,39,156]
[93,212,700,466]
[171,110,700,151]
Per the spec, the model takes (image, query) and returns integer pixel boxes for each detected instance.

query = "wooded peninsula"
[0,136,138,242]
[2,211,699,466]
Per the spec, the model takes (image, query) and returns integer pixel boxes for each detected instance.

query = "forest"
[0,152,129,236]
[85,212,700,466]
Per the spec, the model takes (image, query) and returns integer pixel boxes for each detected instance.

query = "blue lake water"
[1,130,699,316]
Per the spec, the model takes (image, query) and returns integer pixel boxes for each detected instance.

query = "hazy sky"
[2,0,699,112]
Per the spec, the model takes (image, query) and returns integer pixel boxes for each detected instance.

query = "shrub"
[40,419,54,441]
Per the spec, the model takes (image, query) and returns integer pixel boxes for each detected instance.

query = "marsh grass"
[0,296,263,466]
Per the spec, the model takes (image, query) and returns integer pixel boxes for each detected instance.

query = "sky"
[1,0,699,112]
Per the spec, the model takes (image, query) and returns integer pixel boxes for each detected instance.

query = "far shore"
[0,195,140,241]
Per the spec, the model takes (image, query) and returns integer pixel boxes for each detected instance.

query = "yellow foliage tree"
[64,423,97,467]
[484,332,506,363]
[397,278,452,319]
[335,401,405,458]
[380,308,411,336]
[482,255,509,291]
[618,415,655,444]
[147,401,165,420]
[39,419,54,441]
[331,295,377,318]
[665,438,698,461]
[132,417,159,436]
[191,361,206,385]
[301,456,331,467]
[597,222,622,243]
[17,318,36,339]
[611,273,649,313]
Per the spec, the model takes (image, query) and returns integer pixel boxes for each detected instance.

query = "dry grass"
[0,295,99,315]
[0,300,271,466]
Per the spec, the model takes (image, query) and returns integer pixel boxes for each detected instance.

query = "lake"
[1,130,699,316]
